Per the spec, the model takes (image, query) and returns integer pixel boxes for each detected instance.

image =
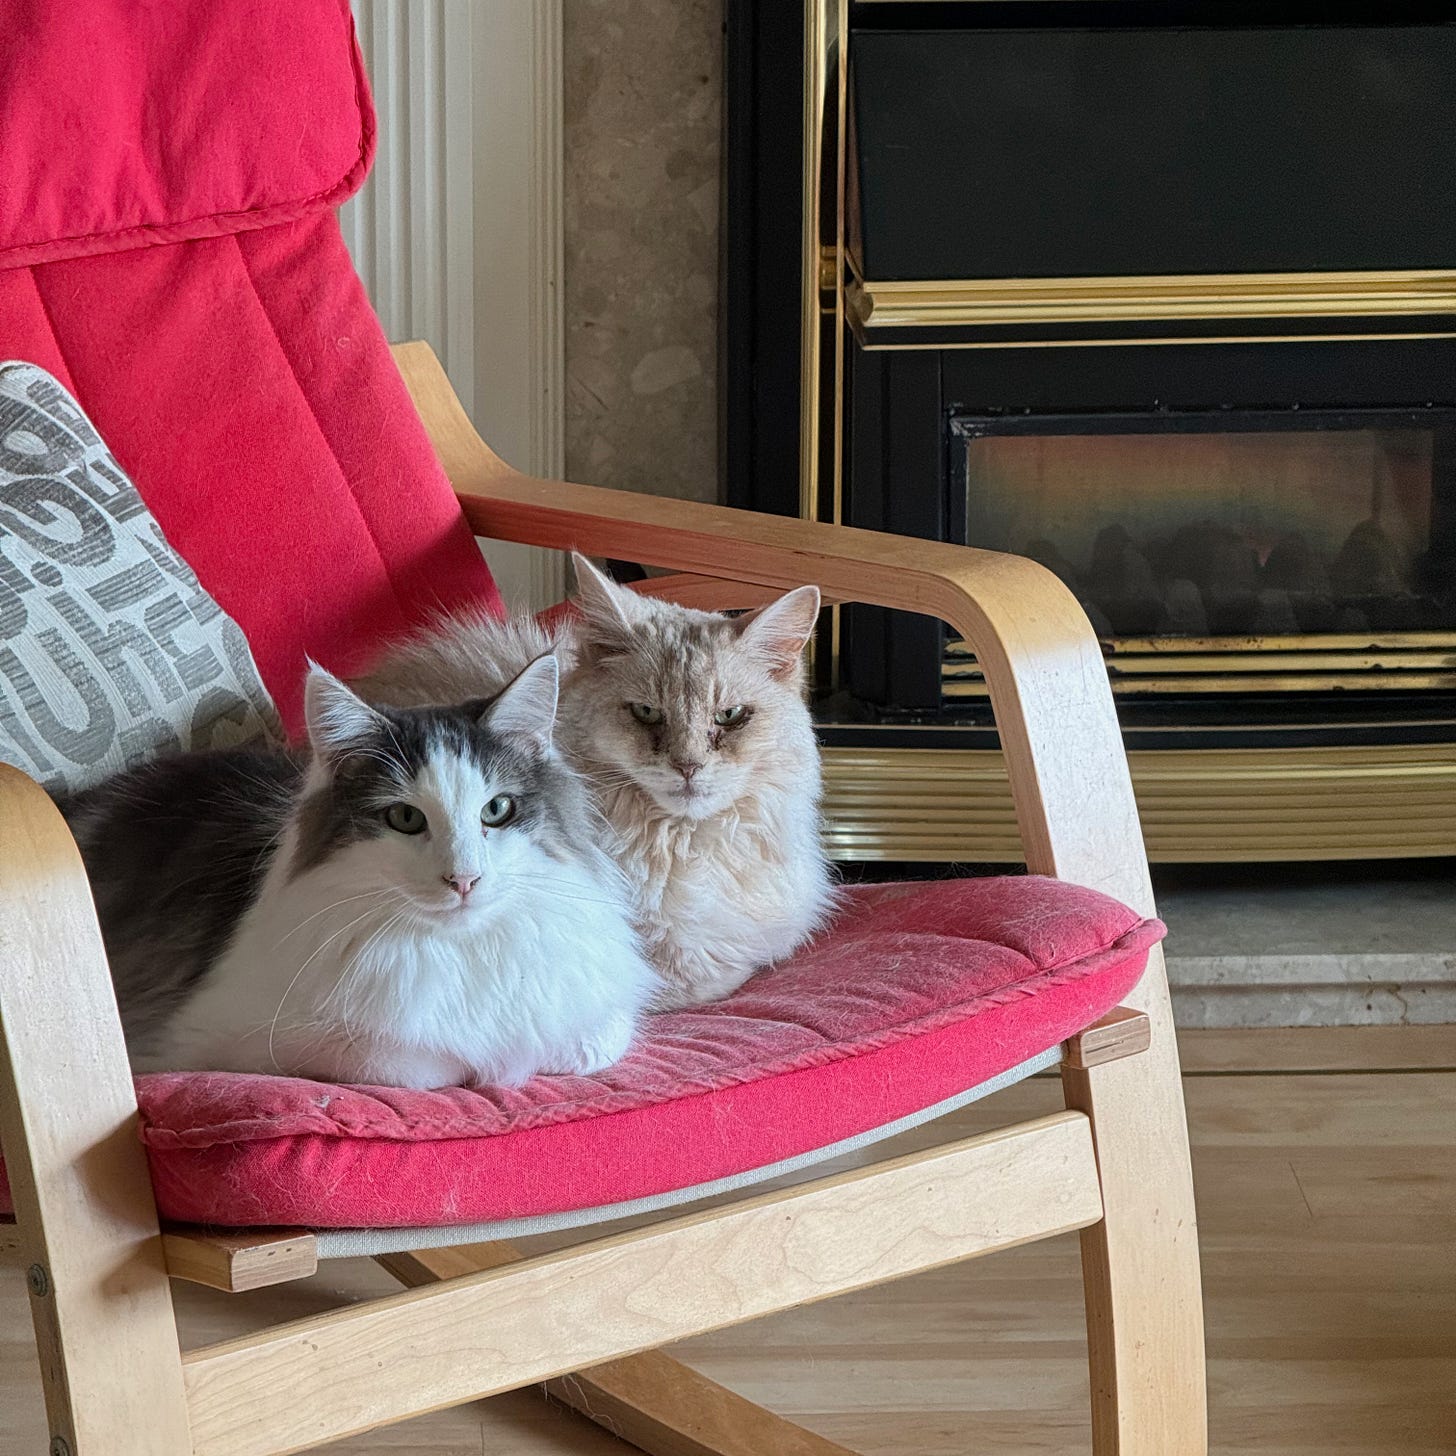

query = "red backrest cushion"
[0,0,502,730]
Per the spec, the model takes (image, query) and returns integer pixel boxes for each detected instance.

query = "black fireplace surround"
[724,4,1456,754]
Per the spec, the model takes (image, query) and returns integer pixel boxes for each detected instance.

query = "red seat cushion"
[0,0,502,732]
[0,877,1162,1230]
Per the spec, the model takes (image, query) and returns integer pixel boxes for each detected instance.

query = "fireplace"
[724,2,1456,861]
[963,414,1449,637]
[892,394,1456,702]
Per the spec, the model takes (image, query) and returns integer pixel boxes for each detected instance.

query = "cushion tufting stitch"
[0,876,1163,1229]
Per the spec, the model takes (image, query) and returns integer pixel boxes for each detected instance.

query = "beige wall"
[563,0,722,504]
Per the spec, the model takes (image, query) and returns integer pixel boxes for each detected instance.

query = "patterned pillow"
[0,362,281,794]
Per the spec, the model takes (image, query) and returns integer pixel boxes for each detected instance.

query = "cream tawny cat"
[357,555,837,1008]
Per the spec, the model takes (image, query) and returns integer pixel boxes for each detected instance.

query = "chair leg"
[10,1190,193,1456]
[1062,947,1208,1456]
[378,1244,861,1456]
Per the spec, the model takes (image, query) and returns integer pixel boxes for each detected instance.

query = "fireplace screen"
[948,409,1456,694]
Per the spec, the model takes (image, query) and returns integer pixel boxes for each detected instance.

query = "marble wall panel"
[563,0,723,503]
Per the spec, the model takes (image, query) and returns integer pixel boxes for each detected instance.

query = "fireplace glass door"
[948,410,1456,697]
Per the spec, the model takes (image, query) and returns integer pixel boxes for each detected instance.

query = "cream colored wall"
[563,0,723,505]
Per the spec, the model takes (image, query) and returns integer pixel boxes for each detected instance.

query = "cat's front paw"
[546,1014,637,1077]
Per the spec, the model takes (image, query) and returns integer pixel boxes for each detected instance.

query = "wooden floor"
[3,1026,1453,1455]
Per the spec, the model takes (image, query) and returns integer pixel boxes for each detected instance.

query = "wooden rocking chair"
[0,336,1206,1454]
[0,4,1205,1453]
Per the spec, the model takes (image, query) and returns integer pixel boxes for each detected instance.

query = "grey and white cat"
[357,555,838,1009]
[61,656,658,1088]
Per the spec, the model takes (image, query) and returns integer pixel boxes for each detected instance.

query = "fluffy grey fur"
[60,747,296,1050]
[60,683,602,1060]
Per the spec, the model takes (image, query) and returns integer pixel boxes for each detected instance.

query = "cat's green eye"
[481,794,517,828]
[383,802,428,835]
[714,705,750,727]
[628,702,664,725]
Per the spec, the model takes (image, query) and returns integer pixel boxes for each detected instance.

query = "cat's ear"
[303,662,388,763]
[483,653,559,757]
[736,585,821,681]
[570,551,640,649]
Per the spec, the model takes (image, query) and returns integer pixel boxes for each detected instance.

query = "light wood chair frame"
[0,342,1206,1456]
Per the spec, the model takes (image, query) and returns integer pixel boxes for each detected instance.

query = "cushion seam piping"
[0,6,373,262]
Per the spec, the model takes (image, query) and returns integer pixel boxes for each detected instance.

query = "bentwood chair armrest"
[391,339,1152,920]
[394,338,1207,1451]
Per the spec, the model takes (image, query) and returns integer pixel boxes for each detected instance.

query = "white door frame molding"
[470,0,567,610]
[342,0,567,611]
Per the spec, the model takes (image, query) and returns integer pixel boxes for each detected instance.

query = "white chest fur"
[151,837,657,1088]
[607,779,837,1008]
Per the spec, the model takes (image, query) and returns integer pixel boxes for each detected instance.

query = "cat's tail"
[353,609,574,708]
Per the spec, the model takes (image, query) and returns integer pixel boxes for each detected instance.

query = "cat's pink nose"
[443,873,480,898]
[671,759,702,784]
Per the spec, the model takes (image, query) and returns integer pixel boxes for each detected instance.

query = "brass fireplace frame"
[846,268,1456,344]
[944,634,1456,697]
[796,0,1456,861]
[819,742,1456,863]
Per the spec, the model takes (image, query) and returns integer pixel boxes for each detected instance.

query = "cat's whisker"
[265,900,400,1072]
[275,888,398,945]
[315,903,411,1024]
[512,875,623,909]
[337,744,407,778]
[584,776,644,797]
[382,723,413,771]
